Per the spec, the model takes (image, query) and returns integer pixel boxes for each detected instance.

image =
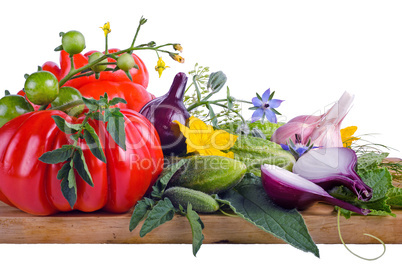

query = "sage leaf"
[104,108,126,151]
[186,204,205,256]
[72,147,94,187]
[129,197,155,231]
[217,174,319,258]
[151,159,188,199]
[39,145,74,164]
[83,123,106,163]
[139,198,175,237]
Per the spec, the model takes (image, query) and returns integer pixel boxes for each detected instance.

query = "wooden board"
[0,201,401,245]
[0,158,401,245]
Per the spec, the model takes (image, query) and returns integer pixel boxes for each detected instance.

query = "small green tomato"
[88,52,108,72]
[117,53,136,71]
[0,94,34,127]
[62,30,86,55]
[51,87,85,117]
[24,71,59,105]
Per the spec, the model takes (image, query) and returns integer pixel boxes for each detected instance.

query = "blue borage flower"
[249,88,283,123]
[280,134,316,160]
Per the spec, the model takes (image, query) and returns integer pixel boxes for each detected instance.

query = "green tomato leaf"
[129,197,155,232]
[38,145,74,164]
[185,204,205,257]
[72,147,94,187]
[51,115,80,134]
[109,97,128,106]
[82,96,99,111]
[59,160,77,209]
[83,123,106,163]
[151,159,188,199]
[216,173,319,258]
[139,198,175,237]
[104,108,126,151]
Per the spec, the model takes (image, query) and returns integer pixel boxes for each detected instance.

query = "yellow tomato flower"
[170,53,185,63]
[340,126,360,148]
[100,22,111,37]
[155,57,170,78]
[173,44,183,53]
[173,116,237,158]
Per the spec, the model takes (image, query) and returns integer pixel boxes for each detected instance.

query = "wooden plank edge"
[0,202,401,245]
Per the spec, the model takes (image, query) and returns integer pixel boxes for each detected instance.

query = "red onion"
[261,164,370,215]
[140,73,190,156]
[292,147,372,201]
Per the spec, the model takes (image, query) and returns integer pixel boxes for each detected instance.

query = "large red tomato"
[42,49,152,111]
[0,108,163,215]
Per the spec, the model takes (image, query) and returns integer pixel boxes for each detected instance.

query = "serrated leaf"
[109,97,127,106]
[217,174,319,258]
[39,145,74,164]
[90,112,105,121]
[83,123,106,163]
[82,96,99,111]
[60,160,77,209]
[104,109,126,151]
[186,204,204,256]
[386,187,402,207]
[151,159,188,199]
[51,115,80,134]
[129,198,155,231]
[72,147,94,187]
[139,198,175,237]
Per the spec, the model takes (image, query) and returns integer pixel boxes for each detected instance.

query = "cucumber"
[230,135,295,176]
[168,155,247,194]
[163,187,219,213]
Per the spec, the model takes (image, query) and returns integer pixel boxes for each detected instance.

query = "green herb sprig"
[39,93,127,208]
[184,64,251,128]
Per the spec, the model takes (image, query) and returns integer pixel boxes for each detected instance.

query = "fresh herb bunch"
[184,64,244,127]
[39,93,127,208]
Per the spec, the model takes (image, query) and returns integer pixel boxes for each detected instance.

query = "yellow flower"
[173,44,183,53]
[170,53,185,63]
[100,22,111,37]
[173,116,238,158]
[340,126,360,148]
[155,57,170,78]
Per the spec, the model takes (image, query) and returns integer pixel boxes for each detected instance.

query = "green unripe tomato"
[51,87,85,117]
[0,94,34,127]
[24,71,59,105]
[116,53,136,71]
[88,52,108,72]
[62,30,86,55]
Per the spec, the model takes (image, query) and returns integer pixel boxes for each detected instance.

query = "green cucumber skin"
[163,187,219,213]
[231,136,295,176]
[169,155,247,194]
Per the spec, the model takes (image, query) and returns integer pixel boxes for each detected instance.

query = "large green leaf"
[217,173,319,258]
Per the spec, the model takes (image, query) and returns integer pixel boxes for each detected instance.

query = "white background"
[0,0,401,270]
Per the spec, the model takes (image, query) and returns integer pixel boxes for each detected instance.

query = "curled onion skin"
[293,147,372,201]
[261,164,370,215]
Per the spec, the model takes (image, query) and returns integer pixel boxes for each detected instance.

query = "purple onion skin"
[139,72,190,156]
[293,148,373,201]
[261,165,370,215]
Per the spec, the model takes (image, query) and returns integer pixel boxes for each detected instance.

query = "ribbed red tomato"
[0,108,164,215]
[42,49,152,111]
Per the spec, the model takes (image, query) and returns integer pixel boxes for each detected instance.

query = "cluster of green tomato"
[0,30,136,128]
